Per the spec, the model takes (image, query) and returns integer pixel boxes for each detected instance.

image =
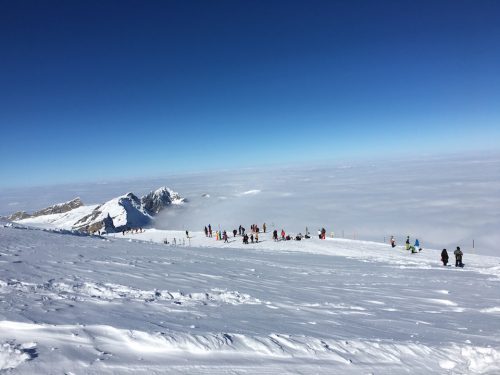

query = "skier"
[318,229,322,239]
[204,226,208,237]
[238,225,242,236]
[321,228,326,239]
[233,229,237,237]
[255,232,259,243]
[441,249,449,266]
[208,224,212,237]
[273,229,278,241]
[414,238,420,250]
[405,236,410,250]
[223,231,228,243]
[215,231,219,241]
[281,229,286,241]
[250,233,254,243]
[186,230,189,238]
[390,236,396,248]
[263,223,267,233]
[454,246,464,267]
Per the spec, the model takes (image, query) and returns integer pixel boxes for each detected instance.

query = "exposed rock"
[7,211,32,221]
[141,187,185,216]
[32,197,83,217]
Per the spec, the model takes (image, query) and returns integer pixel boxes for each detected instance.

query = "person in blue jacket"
[414,238,421,251]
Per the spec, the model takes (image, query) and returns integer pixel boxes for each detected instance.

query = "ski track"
[1,224,500,373]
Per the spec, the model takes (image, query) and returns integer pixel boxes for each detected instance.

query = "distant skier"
[405,236,410,250]
[185,230,189,238]
[263,223,267,233]
[273,229,278,241]
[233,229,237,237]
[454,247,464,267]
[238,225,242,236]
[390,236,396,248]
[204,226,208,237]
[318,229,322,239]
[208,224,212,237]
[223,231,228,243]
[250,233,254,243]
[441,249,449,266]
[255,232,259,243]
[281,229,286,241]
[321,228,326,240]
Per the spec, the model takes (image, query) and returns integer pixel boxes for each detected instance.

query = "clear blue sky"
[1,0,499,187]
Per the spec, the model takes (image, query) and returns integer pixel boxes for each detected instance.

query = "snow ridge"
[12,186,184,233]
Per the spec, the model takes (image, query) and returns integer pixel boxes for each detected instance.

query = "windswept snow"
[1,224,500,373]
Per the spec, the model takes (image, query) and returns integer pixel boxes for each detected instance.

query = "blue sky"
[1,0,499,187]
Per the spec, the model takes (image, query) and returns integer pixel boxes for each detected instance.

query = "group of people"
[390,235,422,253]
[391,235,465,267]
[441,247,464,267]
[122,227,144,235]
[203,223,317,244]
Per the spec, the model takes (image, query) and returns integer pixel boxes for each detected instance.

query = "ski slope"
[1,224,500,373]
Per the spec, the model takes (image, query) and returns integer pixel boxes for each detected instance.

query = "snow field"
[1,224,500,373]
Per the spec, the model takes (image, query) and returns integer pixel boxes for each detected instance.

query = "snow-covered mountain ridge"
[8,187,184,233]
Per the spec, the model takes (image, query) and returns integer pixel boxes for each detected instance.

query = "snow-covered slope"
[73,192,149,232]
[14,187,184,233]
[1,224,499,373]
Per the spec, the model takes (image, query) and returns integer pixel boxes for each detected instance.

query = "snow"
[1,223,500,373]
[16,205,98,230]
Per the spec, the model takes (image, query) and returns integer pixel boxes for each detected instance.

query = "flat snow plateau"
[1,225,500,374]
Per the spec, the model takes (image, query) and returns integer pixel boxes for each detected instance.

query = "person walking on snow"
[454,247,464,267]
[281,229,286,241]
[233,229,237,237]
[441,249,449,266]
[263,223,267,233]
[208,224,212,237]
[405,236,410,250]
[223,231,228,243]
[204,226,208,237]
[255,232,259,243]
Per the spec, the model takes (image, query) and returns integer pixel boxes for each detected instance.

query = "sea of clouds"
[1,152,499,255]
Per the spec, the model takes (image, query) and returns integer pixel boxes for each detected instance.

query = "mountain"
[73,193,150,233]
[5,198,84,221]
[32,197,83,216]
[141,186,185,215]
[11,187,184,233]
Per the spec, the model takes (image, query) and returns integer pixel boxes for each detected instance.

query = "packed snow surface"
[1,224,500,373]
